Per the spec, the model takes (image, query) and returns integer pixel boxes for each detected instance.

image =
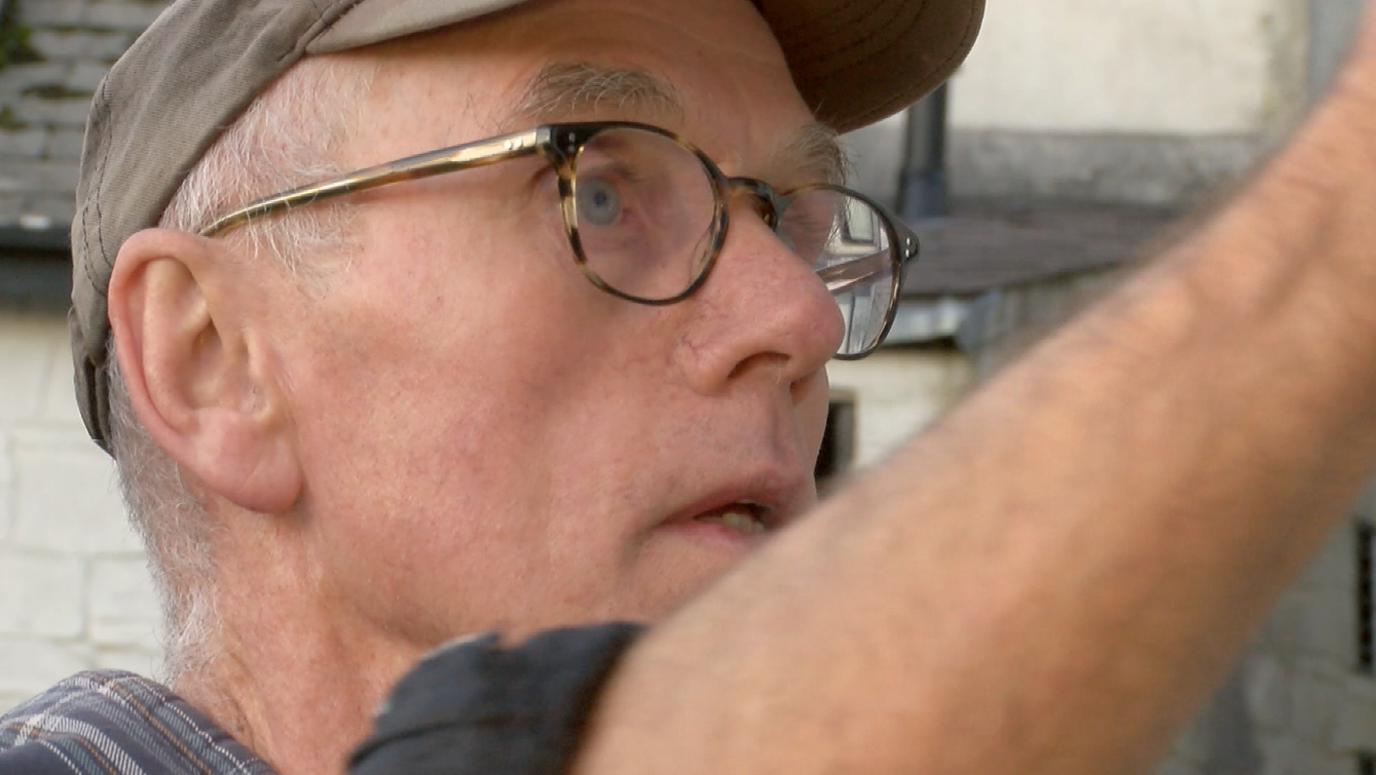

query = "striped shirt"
[0,670,272,775]
[0,624,641,775]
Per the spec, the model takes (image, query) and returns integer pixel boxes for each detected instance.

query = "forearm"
[574,16,1376,775]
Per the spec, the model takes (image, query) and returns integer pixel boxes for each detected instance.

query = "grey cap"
[70,0,986,452]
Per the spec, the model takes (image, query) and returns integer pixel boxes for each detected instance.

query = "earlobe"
[107,229,303,514]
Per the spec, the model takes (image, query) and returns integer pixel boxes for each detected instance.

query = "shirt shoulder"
[351,622,645,775]
[0,670,274,775]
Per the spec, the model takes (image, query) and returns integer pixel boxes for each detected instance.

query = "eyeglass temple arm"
[198,128,546,237]
[816,251,892,294]
[816,231,920,294]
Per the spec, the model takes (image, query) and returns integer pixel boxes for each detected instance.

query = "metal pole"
[897,83,948,220]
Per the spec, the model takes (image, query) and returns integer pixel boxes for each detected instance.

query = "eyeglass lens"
[572,127,718,302]
[779,191,896,357]
[570,126,899,357]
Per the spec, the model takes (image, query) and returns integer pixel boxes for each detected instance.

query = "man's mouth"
[693,501,774,535]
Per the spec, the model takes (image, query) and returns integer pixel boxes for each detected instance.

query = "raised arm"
[573,6,1376,775]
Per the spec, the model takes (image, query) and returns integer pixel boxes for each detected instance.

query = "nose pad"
[744,195,778,229]
[727,177,782,231]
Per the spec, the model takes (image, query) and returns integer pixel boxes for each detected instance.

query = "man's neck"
[172,552,426,775]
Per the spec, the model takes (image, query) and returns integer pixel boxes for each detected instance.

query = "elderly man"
[6,0,1376,772]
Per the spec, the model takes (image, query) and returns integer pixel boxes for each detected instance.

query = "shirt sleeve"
[348,622,645,775]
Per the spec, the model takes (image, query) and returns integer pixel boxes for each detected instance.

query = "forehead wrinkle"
[772,123,851,186]
[502,61,686,129]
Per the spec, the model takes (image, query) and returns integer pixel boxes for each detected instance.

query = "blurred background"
[1,1,1374,773]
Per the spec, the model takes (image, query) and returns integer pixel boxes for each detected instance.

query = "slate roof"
[902,201,1180,297]
[0,0,168,234]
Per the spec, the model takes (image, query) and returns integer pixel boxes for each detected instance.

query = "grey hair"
[106,348,220,681]
[158,56,378,289]
[105,55,376,683]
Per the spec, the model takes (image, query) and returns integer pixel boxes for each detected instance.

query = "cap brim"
[760,0,984,131]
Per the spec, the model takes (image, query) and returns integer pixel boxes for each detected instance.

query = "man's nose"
[671,201,845,395]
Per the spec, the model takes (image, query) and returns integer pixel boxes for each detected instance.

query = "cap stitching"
[813,0,969,82]
[285,0,362,64]
[806,1,873,53]
[846,0,980,125]
[784,0,923,125]
[275,0,325,64]
[85,75,112,300]
[93,137,110,299]
[79,164,97,294]
[767,0,853,38]
[810,0,927,72]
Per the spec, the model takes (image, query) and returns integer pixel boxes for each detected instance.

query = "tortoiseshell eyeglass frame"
[198,120,921,360]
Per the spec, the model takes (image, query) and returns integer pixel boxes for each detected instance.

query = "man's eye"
[577,177,623,227]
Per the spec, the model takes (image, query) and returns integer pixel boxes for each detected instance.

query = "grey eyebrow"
[505,61,849,185]
[773,122,851,186]
[504,61,685,128]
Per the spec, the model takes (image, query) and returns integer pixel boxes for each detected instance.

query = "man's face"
[253,0,844,647]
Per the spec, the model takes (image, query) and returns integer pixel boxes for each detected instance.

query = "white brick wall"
[0,307,159,712]
[950,0,1305,136]
[828,348,977,466]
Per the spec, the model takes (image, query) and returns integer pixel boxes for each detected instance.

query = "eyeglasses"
[201,121,921,359]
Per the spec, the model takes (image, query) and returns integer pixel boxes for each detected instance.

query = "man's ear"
[106,228,303,514]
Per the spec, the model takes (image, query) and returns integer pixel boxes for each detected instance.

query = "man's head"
[75,0,982,678]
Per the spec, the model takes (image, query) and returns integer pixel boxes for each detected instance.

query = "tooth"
[697,509,766,534]
[722,510,765,534]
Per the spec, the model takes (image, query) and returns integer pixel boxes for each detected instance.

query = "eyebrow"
[774,122,851,186]
[505,61,851,185]
[505,62,685,128]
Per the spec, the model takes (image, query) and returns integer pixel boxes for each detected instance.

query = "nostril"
[789,366,824,403]
[728,352,787,383]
